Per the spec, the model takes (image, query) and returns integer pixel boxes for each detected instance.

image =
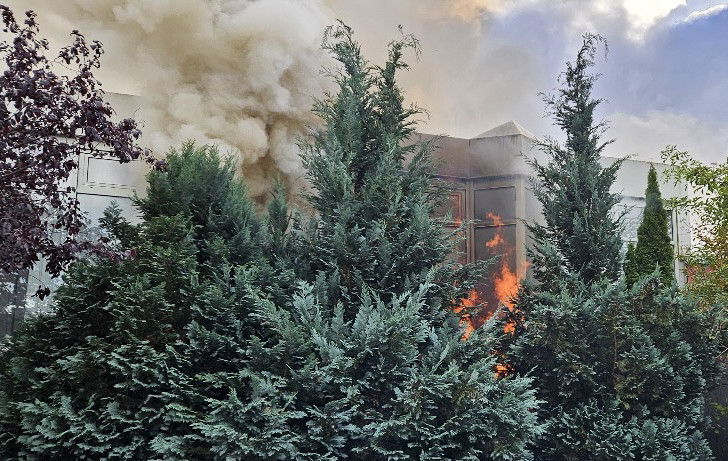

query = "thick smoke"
[11,0,335,200]
[87,0,334,200]
[6,0,519,201]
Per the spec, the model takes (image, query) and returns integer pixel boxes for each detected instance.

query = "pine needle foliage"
[496,272,722,460]
[136,142,262,270]
[492,35,723,460]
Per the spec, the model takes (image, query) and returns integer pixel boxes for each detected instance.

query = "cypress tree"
[623,241,638,286]
[527,35,624,285]
[253,23,542,459]
[633,164,675,285]
[0,145,299,459]
[294,23,468,313]
[493,35,723,460]
[0,25,543,461]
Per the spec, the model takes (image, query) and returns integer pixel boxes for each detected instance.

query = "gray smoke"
[10,0,335,200]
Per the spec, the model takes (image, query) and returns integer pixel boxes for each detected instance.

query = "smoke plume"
[10,0,335,200]
[5,0,526,201]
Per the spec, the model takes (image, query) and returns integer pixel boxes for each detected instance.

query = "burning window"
[472,186,520,324]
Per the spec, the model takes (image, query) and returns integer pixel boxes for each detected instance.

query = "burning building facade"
[425,120,692,324]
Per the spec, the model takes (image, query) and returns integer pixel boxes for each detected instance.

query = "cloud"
[683,3,728,23]
[607,110,728,163]
[621,0,686,40]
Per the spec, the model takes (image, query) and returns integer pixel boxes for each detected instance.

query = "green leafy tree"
[493,35,723,460]
[627,164,675,286]
[662,146,728,312]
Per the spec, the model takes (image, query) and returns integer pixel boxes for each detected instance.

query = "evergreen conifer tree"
[527,35,624,285]
[623,241,639,286]
[632,164,675,285]
[251,23,542,459]
[493,35,723,460]
[0,25,543,461]
[0,145,299,459]
[294,23,470,313]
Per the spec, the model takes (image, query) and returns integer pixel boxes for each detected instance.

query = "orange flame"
[485,233,504,248]
[453,289,478,340]
[486,212,504,227]
[483,213,533,376]
[485,213,531,334]
[494,258,519,311]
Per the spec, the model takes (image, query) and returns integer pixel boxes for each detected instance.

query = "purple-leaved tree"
[0,6,157,297]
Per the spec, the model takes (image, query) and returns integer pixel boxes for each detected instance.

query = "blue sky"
[333,0,728,163]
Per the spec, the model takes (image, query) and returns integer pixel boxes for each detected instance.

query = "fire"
[451,213,530,347]
[494,259,518,310]
[453,289,478,340]
[486,212,504,227]
[485,233,504,248]
[483,213,534,376]
[485,213,521,311]
[484,213,531,334]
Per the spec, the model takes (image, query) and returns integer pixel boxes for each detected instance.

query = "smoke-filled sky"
[331,0,728,165]
[4,0,728,197]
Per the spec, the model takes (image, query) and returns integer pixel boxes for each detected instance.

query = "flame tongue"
[484,213,519,311]
[453,212,529,341]
[485,233,504,248]
[454,289,478,340]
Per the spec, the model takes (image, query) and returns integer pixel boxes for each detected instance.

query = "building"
[425,120,691,322]
[1,119,692,334]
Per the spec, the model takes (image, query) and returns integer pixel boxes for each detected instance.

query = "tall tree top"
[528,34,624,285]
[296,22,479,319]
[550,35,608,160]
